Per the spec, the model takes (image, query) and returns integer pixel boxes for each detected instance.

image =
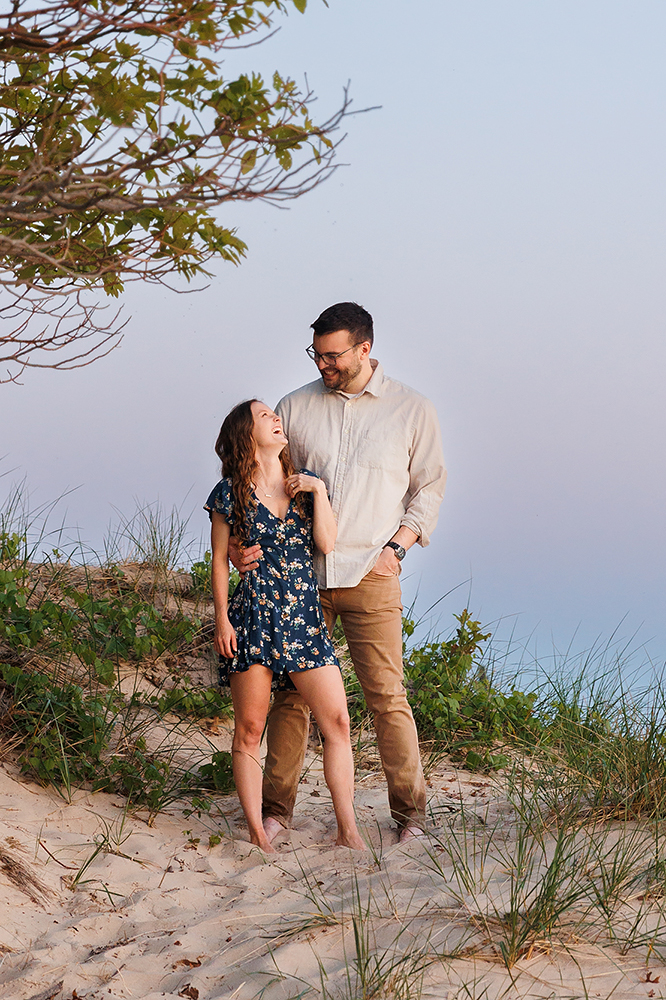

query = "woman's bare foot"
[336,830,367,851]
[249,832,277,854]
[263,816,285,844]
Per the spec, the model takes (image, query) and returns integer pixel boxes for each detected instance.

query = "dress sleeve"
[203,478,236,526]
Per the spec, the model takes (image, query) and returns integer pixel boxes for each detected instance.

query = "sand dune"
[0,741,662,1000]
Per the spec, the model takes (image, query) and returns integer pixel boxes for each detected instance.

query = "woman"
[204,399,365,853]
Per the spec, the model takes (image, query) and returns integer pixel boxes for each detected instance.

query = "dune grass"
[5,490,666,998]
[0,492,234,821]
[257,625,666,997]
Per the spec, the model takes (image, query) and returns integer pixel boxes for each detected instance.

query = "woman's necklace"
[254,477,284,498]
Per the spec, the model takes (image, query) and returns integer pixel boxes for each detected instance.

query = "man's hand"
[370,527,418,577]
[228,534,262,573]
[371,545,401,577]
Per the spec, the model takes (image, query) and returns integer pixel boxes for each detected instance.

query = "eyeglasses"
[305,345,357,366]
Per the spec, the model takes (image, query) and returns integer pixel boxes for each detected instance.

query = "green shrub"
[403,610,540,768]
[149,683,232,720]
[0,663,226,814]
[99,740,182,823]
[190,550,212,594]
[198,751,235,794]
[65,587,199,666]
[0,528,231,817]
[0,563,200,685]
[0,662,114,794]
[0,567,63,650]
[190,550,239,598]
[343,609,540,771]
[0,530,24,564]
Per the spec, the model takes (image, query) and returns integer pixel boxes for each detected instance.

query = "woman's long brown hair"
[214,399,304,547]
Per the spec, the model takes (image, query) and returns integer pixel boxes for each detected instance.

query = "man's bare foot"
[262,816,285,844]
[399,824,427,844]
[336,831,367,851]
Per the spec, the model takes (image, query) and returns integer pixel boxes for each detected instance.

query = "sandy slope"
[0,745,664,1000]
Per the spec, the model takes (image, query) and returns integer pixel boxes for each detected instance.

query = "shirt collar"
[321,358,385,398]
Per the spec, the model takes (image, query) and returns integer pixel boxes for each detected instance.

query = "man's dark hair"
[311,302,374,347]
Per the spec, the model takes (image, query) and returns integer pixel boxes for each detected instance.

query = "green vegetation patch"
[345,609,540,771]
[0,662,114,790]
[0,529,234,818]
[0,560,199,685]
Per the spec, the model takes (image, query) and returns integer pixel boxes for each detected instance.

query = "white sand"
[0,742,664,1000]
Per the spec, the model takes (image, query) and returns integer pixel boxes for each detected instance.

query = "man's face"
[312,329,364,391]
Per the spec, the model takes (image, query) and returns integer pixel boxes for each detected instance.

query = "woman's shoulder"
[204,477,235,521]
[206,476,234,501]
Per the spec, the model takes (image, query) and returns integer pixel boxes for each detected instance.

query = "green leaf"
[240,147,257,174]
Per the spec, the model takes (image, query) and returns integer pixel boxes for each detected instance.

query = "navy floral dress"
[204,472,338,690]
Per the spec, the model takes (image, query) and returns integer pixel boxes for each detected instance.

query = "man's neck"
[339,358,374,395]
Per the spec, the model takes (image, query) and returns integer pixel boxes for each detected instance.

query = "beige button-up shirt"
[276,361,447,589]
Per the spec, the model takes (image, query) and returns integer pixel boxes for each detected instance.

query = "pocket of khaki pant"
[358,570,403,612]
[367,561,402,578]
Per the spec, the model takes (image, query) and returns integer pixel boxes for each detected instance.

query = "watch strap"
[383,541,406,561]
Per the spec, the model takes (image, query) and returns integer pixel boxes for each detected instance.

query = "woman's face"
[251,401,288,450]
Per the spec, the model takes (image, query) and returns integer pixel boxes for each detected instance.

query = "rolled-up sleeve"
[400,399,447,547]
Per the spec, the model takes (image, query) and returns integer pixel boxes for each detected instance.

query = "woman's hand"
[289,473,337,553]
[285,473,325,498]
[214,617,237,658]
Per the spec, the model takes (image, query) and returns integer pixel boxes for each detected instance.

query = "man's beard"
[321,358,363,391]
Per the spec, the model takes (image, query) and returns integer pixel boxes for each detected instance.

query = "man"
[234,302,446,843]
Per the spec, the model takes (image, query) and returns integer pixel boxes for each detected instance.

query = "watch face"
[386,542,406,560]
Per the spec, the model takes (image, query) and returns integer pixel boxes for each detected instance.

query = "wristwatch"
[383,541,406,561]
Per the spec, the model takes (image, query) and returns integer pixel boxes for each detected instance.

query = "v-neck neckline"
[255,494,293,524]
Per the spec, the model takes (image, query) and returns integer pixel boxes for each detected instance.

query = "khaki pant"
[262,570,427,828]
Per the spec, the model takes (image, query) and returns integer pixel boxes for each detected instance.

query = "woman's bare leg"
[290,665,365,850]
[229,664,275,853]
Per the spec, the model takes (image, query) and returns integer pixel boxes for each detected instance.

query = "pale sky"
[2,0,665,668]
